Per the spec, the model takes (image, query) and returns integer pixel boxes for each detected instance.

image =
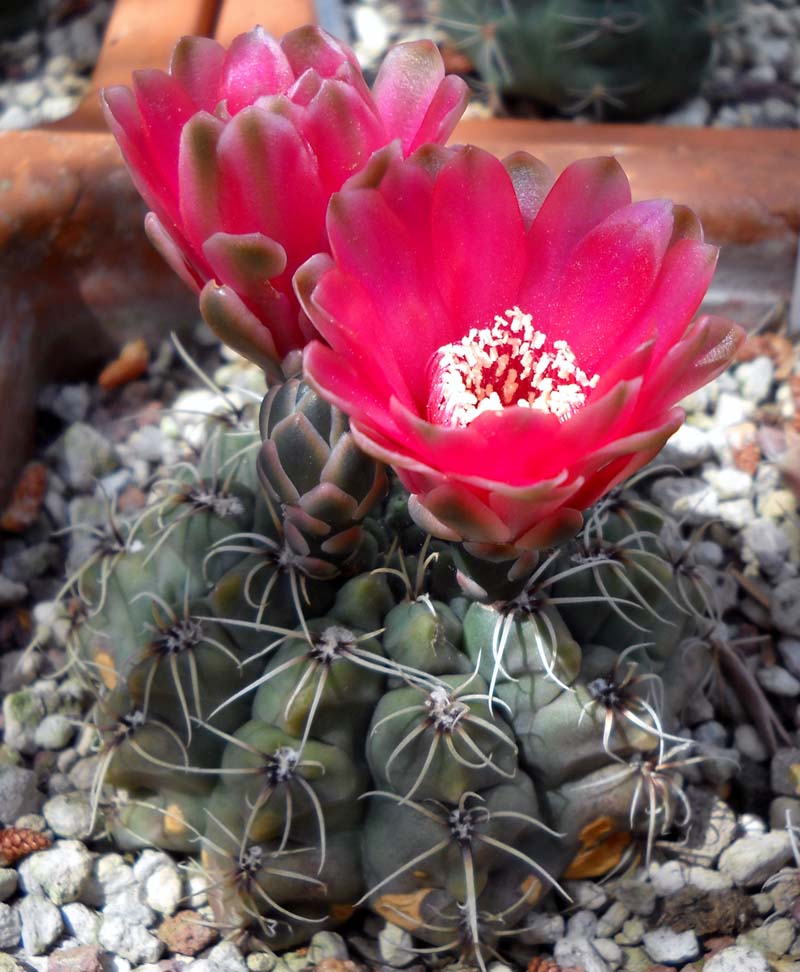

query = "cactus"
[430,0,739,118]
[57,361,763,969]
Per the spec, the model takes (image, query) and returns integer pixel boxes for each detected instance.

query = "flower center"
[427,307,599,428]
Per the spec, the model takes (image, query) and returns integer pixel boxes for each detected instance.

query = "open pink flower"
[299,144,745,553]
[102,26,468,371]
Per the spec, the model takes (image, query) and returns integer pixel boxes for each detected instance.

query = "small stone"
[715,392,755,428]
[758,488,797,519]
[735,725,769,763]
[18,839,93,905]
[518,910,564,944]
[736,357,774,404]
[565,880,607,910]
[774,579,800,636]
[0,766,40,821]
[156,910,217,956]
[47,945,104,972]
[2,690,47,754]
[771,748,800,797]
[61,902,100,946]
[247,956,276,972]
[750,892,773,916]
[0,902,20,948]
[611,879,656,916]
[650,861,688,896]
[378,922,414,966]
[757,665,800,697]
[739,915,795,957]
[643,928,700,965]
[17,891,64,954]
[98,915,163,965]
[596,901,629,938]
[34,715,75,751]
[0,461,48,533]
[779,639,800,680]
[616,917,646,945]
[661,424,713,470]
[719,831,793,886]
[704,467,753,501]
[81,854,133,908]
[567,909,598,940]
[591,938,623,965]
[659,886,756,937]
[0,576,28,608]
[650,477,718,524]
[59,423,119,492]
[135,853,182,916]
[0,869,17,902]
[42,794,93,840]
[717,498,756,530]
[202,941,246,971]
[553,937,610,972]
[703,945,769,972]
[47,384,91,424]
[103,886,155,927]
[741,518,792,576]
[770,796,800,830]
[686,866,733,892]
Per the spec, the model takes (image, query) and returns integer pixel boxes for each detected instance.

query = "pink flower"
[102,26,468,371]
[299,144,745,554]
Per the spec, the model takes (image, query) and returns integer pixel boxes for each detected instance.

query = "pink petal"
[132,69,199,201]
[144,212,204,291]
[521,156,632,310]
[416,483,513,543]
[199,282,281,373]
[178,111,224,258]
[169,35,226,112]
[302,79,385,192]
[216,106,327,272]
[325,187,450,396]
[371,40,447,154]
[221,27,295,114]
[279,25,358,80]
[431,146,527,336]
[642,315,746,417]
[594,237,718,372]
[407,74,470,153]
[502,152,554,231]
[544,199,675,365]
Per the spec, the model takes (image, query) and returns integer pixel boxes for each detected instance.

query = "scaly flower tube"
[299,143,745,559]
[102,26,468,373]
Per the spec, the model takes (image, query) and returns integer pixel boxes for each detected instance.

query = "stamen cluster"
[429,307,599,427]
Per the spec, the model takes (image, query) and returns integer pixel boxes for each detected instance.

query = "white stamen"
[428,307,599,427]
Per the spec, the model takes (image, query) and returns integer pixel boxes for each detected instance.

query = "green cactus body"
[69,372,732,966]
[432,0,738,119]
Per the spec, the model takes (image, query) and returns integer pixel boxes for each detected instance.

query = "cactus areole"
[88,22,750,970]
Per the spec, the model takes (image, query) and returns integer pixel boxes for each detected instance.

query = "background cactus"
[63,365,760,967]
[430,0,739,118]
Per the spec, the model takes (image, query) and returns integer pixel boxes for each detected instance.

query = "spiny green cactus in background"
[430,0,739,118]
[54,362,771,968]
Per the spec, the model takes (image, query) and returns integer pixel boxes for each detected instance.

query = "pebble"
[98,915,164,965]
[134,851,183,916]
[156,910,217,957]
[0,766,40,822]
[378,922,414,966]
[595,901,629,938]
[17,891,64,954]
[0,870,18,903]
[34,714,75,751]
[0,902,20,948]
[735,357,775,404]
[0,576,28,608]
[719,830,793,885]
[703,945,770,972]
[518,910,565,944]
[18,839,93,905]
[757,664,800,697]
[739,914,795,956]
[661,424,713,470]
[61,902,100,946]
[43,793,93,839]
[566,909,598,940]
[58,422,119,492]
[610,879,656,916]
[741,518,792,576]
[767,746,800,799]
[649,861,688,896]
[3,690,48,754]
[734,724,769,762]
[48,945,105,972]
[650,477,719,523]
[773,579,800,636]
[642,928,700,964]
[553,937,610,972]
